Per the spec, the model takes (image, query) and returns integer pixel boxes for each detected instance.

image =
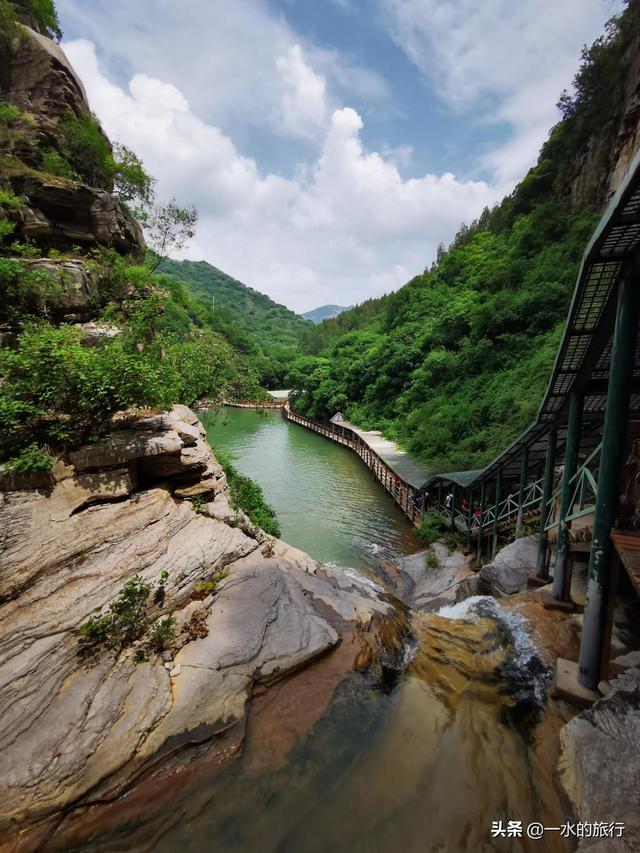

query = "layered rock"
[8,174,144,254]
[0,407,395,839]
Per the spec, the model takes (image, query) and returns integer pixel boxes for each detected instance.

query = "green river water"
[201,407,422,574]
[51,407,567,853]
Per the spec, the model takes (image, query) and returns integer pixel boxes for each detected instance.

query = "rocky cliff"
[1,23,143,254]
[0,405,400,843]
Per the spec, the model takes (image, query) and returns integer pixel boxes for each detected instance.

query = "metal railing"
[544,442,601,532]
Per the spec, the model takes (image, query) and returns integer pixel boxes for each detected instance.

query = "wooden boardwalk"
[283,404,426,528]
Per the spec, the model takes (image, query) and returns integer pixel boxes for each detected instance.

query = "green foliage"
[190,494,207,514]
[0,99,22,127]
[0,188,21,208]
[0,258,61,323]
[78,575,151,657]
[425,551,439,569]
[0,291,261,460]
[192,572,226,599]
[58,114,112,188]
[40,149,77,180]
[418,509,447,545]
[217,452,281,537]
[159,259,311,386]
[111,142,155,208]
[14,0,62,39]
[5,441,52,472]
[140,198,198,270]
[147,614,176,653]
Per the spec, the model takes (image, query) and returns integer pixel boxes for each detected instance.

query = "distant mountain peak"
[302,304,351,324]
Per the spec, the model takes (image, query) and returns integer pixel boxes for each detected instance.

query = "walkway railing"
[544,442,601,532]
[437,476,544,537]
[225,399,286,409]
[283,404,425,528]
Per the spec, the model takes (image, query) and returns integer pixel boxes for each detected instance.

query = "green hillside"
[290,1,636,473]
[158,259,310,386]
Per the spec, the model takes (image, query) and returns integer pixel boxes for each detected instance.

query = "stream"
[51,408,570,852]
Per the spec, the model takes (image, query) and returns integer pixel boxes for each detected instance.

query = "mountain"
[290,1,640,473]
[302,305,351,324]
[157,259,310,386]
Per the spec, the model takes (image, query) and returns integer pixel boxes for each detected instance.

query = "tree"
[111,143,155,208]
[142,198,198,271]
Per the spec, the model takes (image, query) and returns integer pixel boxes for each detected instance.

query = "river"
[50,407,570,853]
[201,407,422,575]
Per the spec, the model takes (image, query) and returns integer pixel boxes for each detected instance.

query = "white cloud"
[276,45,327,140]
[64,40,497,312]
[56,0,390,145]
[379,0,625,186]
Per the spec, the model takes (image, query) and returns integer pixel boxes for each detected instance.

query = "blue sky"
[56,0,624,312]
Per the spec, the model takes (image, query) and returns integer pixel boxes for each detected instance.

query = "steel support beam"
[466,488,473,550]
[515,447,529,536]
[579,274,640,689]
[536,426,557,579]
[476,481,485,568]
[552,391,584,601]
[492,472,502,559]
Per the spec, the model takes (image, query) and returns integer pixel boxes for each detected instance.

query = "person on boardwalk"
[445,491,453,509]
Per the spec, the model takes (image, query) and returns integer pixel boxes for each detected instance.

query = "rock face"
[1,26,144,255]
[480,536,538,596]
[9,174,144,254]
[559,666,640,851]
[570,15,640,210]
[0,26,90,153]
[0,407,395,839]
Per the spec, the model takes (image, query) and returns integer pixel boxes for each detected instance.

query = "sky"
[56,0,624,313]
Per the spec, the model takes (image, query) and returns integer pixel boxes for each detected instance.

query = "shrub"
[59,114,112,189]
[192,572,226,600]
[5,442,52,473]
[418,509,446,545]
[78,575,151,657]
[14,0,62,40]
[0,100,23,127]
[216,452,280,537]
[425,551,439,569]
[0,259,60,324]
[182,608,209,641]
[147,614,176,653]
[41,149,77,180]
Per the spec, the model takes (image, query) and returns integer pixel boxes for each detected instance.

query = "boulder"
[17,258,97,319]
[479,535,538,596]
[396,543,476,610]
[559,666,640,851]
